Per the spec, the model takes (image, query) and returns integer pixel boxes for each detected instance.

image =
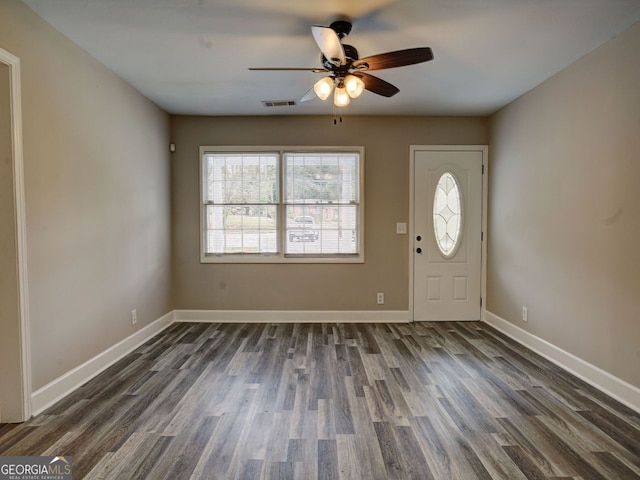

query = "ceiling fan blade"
[354,72,399,97]
[300,87,317,102]
[249,67,328,73]
[311,25,346,66]
[352,47,434,71]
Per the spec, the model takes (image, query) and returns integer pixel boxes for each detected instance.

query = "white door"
[412,147,484,321]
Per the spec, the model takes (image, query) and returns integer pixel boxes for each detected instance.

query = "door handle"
[416,247,422,254]
[416,235,422,241]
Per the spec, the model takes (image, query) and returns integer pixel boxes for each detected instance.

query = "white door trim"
[0,47,32,421]
[409,145,488,322]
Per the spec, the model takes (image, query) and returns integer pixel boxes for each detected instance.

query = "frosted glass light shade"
[334,85,350,107]
[344,75,365,98]
[313,77,334,100]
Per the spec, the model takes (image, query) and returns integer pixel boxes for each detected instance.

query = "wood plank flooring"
[1,321,639,479]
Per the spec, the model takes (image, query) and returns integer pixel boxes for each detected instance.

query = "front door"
[412,146,484,321]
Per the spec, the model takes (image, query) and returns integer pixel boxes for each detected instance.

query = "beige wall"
[488,21,640,388]
[0,0,173,390]
[171,115,487,311]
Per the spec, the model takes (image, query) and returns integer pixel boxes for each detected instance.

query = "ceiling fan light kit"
[249,19,434,110]
[311,73,364,106]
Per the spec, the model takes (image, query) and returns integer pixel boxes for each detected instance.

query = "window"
[201,147,364,263]
[202,152,279,255]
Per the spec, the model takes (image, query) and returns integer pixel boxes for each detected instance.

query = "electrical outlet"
[377,293,385,305]
[522,306,528,322]
[131,309,137,325]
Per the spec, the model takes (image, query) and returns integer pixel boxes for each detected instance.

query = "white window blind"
[284,152,359,256]
[203,153,279,255]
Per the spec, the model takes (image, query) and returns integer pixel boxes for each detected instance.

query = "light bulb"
[344,75,365,98]
[313,77,334,101]
[333,85,350,107]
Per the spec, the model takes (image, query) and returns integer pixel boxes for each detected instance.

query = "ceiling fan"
[249,19,434,107]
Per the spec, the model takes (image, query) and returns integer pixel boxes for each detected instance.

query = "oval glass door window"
[433,172,462,257]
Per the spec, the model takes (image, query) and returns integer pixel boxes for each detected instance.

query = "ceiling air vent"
[262,100,297,108]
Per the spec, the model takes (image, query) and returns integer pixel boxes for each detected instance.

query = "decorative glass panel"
[433,172,462,257]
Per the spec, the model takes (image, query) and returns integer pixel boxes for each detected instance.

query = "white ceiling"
[21,0,640,116]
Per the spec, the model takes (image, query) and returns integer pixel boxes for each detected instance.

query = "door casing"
[0,47,31,422]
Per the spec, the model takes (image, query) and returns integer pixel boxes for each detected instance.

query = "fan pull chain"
[331,101,344,125]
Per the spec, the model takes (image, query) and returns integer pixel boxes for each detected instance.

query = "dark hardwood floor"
[1,321,639,479]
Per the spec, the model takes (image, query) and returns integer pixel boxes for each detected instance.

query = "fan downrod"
[330,20,352,39]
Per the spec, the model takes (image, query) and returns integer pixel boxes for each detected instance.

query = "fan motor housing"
[321,44,359,71]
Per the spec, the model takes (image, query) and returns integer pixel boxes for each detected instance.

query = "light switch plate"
[396,222,407,234]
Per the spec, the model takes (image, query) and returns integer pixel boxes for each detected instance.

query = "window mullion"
[278,151,285,257]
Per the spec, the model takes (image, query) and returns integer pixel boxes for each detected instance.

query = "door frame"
[409,145,488,322]
[0,47,32,421]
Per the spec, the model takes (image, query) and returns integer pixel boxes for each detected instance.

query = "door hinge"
[482,164,485,174]
[481,231,484,241]
[480,297,483,307]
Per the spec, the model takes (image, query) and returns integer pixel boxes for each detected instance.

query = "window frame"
[199,146,365,264]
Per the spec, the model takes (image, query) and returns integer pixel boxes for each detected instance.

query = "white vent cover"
[262,100,297,107]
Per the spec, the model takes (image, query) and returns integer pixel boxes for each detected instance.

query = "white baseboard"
[174,309,410,323]
[31,311,175,416]
[483,310,640,413]
[28,309,639,417]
